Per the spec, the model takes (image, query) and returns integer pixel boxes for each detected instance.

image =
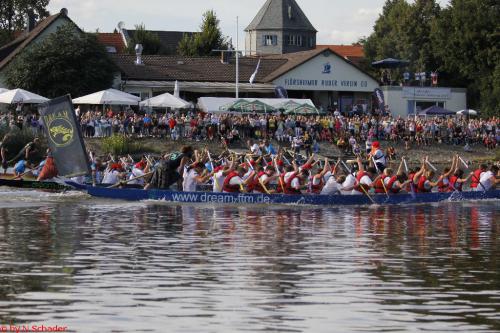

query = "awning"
[198,97,316,113]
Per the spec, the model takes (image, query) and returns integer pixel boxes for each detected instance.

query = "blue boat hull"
[87,186,500,206]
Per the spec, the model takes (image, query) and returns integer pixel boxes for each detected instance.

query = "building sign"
[402,87,451,100]
[273,50,378,92]
[283,78,369,88]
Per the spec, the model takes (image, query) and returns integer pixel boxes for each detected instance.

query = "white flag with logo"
[249,58,261,85]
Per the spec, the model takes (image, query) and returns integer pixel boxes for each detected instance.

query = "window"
[286,35,305,46]
[308,37,315,48]
[263,35,277,46]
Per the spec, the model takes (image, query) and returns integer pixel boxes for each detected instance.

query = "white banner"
[402,87,451,100]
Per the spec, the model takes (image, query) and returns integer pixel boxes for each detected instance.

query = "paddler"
[102,162,124,184]
[283,161,309,195]
[222,166,248,193]
[182,162,211,192]
[1,134,11,174]
[413,157,439,193]
[476,165,499,191]
[37,149,58,181]
[368,141,387,172]
[145,145,194,190]
[352,157,377,195]
[13,159,31,178]
[128,159,150,186]
[252,165,277,194]
[308,158,330,194]
[469,164,487,190]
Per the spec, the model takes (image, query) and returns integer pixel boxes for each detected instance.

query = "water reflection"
[0,195,498,332]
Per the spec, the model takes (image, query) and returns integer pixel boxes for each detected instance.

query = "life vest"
[353,171,370,193]
[284,172,301,194]
[222,171,241,193]
[253,171,267,193]
[417,176,431,193]
[470,169,483,188]
[275,173,285,193]
[386,176,400,194]
[310,175,324,194]
[437,176,450,193]
[449,175,463,192]
[374,174,388,193]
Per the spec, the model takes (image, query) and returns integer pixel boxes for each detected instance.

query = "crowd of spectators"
[1,109,498,153]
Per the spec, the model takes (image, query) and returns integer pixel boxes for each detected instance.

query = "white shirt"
[213,170,226,192]
[342,174,356,195]
[182,168,199,192]
[250,144,261,156]
[128,168,145,185]
[321,177,342,195]
[102,170,119,184]
[478,171,495,191]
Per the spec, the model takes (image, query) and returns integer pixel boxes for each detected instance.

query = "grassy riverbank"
[84,137,499,167]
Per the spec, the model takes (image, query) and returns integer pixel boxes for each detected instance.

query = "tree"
[431,0,500,116]
[363,0,441,77]
[178,10,227,56]
[0,0,49,45]
[5,24,117,98]
[126,23,161,55]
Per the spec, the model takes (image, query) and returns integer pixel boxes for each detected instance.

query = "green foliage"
[364,0,500,117]
[101,135,145,155]
[431,0,500,117]
[4,23,117,98]
[0,0,49,45]
[177,10,227,56]
[126,23,161,55]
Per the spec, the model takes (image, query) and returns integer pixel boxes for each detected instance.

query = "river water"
[0,188,498,333]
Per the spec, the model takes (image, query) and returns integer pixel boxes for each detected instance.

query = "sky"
[47,0,450,48]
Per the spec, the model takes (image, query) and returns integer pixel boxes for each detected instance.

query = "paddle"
[108,171,153,188]
[372,156,389,198]
[341,160,376,204]
[206,149,220,190]
[403,157,416,197]
[273,158,286,193]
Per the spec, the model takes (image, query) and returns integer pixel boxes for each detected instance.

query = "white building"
[382,86,467,117]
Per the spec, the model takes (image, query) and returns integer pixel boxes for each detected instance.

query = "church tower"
[245,0,317,56]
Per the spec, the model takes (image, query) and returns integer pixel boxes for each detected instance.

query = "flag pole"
[236,16,239,99]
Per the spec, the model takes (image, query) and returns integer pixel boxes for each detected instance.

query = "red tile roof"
[317,44,365,58]
[96,33,126,53]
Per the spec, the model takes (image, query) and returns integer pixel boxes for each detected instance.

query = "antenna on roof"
[117,21,125,31]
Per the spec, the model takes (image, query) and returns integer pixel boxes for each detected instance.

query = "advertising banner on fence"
[38,95,90,177]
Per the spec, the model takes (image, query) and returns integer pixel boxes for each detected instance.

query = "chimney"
[220,51,229,64]
[135,44,144,65]
[26,10,36,33]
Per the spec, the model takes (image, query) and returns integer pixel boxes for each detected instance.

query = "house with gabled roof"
[0,8,82,88]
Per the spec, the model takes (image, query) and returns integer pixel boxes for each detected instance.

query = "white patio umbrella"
[0,88,49,104]
[106,88,141,102]
[457,109,478,116]
[0,88,8,94]
[139,92,190,109]
[72,88,139,105]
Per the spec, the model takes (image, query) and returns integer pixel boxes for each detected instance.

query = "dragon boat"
[86,186,500,206]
